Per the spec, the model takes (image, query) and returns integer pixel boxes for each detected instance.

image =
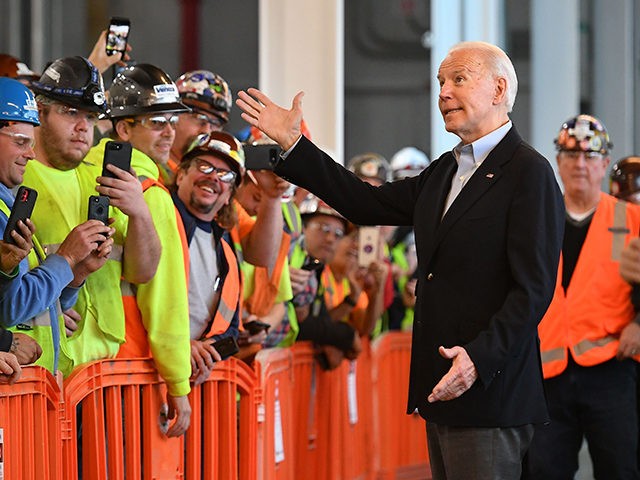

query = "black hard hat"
[610,156,640,200]
[30,56,107,113]
[108,63,190,118]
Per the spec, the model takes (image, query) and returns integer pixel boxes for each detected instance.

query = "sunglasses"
[193,158,237,184]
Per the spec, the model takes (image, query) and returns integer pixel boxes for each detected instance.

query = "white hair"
[448,41,518,113]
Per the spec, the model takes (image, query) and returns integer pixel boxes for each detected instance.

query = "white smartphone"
[358,227,380,267]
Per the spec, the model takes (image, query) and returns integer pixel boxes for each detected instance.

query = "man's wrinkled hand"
[428,346,478,403]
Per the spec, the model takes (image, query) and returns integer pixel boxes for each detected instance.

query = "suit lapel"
[434,127,522,246]
[417,154,456,263]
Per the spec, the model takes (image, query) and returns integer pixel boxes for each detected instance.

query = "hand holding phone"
[3,187,37,245]
[244,320,271,336]
[105,17,131,59]
[210,336,239,360]
[88,195,110,246]
[301,255,324,272]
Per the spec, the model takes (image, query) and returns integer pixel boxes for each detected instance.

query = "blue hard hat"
[0,77,40,126]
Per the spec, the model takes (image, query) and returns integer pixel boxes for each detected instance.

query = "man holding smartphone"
[86,62,193,437]
[0,77,112,376]
[21,58,160,376]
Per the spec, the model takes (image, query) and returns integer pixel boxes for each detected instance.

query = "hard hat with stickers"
[554,114,612,155]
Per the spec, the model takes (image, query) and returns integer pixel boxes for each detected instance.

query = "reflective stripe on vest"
[541,336,618,364]
[203,238,240,338]
[610,200,629,261]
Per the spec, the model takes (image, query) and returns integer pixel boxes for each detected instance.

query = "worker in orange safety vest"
[524,115,640,480]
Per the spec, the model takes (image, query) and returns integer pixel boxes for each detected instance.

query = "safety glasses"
[54,103,101,126]
[126,114,179,131]
[191,112,224,130]
[0,129,36,150]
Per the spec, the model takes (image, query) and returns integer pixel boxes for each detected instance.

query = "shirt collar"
[453,120,512,165]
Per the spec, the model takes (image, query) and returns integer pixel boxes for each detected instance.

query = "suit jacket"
[276,127,564,427]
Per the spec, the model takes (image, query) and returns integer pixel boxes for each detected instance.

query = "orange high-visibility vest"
[118,177,189,359]
[539,193,640,379]
[202,238,241,338]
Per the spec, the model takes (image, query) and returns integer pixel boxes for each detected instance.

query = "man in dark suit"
[237,41,564,480]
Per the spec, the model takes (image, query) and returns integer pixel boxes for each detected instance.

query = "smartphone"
[105,17,131,58]
[244,320,271,336]
[244,144,281,171]
[210,336,240,360]
[301,256,324,272]
[88,195,110,225]
[102,141,132,179]
[3,186,37,244]
[358,226,380,267]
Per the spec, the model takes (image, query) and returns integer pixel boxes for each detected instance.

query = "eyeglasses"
[126,114,179,131]
[191,112,224,130]
[0,129,36,150]
[559,151,604,162]
[194,158,237,184]
[53,103,100,126]
[307,222,345,239]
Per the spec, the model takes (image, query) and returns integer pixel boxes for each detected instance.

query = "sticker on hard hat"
[23,93,37,111]
[153,84,179,103]
[568,118,594,141]
[16,62,36,76]
[44,66,61,82]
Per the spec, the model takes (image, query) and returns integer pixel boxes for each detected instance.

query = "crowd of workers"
[0,32,427,438]
[1,30,640,479]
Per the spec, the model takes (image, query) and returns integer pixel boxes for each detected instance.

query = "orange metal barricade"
[371,332,430,480]
[0,366,63,480]
[288,340,375,480]
[0,331,425,479]
[255,347,295,480]
[185,356,258,480]
[339,339,374,480]
[288,342,320,477]
[62,357,257,480]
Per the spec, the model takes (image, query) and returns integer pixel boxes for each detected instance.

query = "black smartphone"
[244,320,271,336]
[102,141,132,179]
[210,336,239,360]
[3,186,37,244]
[243,144,281,171]
[105,17,131,58]
[88,195,110,225]
[301,256,324,272]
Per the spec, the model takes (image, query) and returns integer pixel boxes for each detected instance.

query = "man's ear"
[114,119,132,141]
[175,168,185,189]
[493,77,507,105]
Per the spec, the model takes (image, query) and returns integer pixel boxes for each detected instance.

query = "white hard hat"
[390,147,430,180]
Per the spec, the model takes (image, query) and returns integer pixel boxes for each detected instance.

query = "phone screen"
[106,17,130,58]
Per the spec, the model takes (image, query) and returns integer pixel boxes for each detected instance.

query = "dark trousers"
[523,357,639,480]
[426,422,534,480]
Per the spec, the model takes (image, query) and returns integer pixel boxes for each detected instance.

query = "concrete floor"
[576,440,594,479]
